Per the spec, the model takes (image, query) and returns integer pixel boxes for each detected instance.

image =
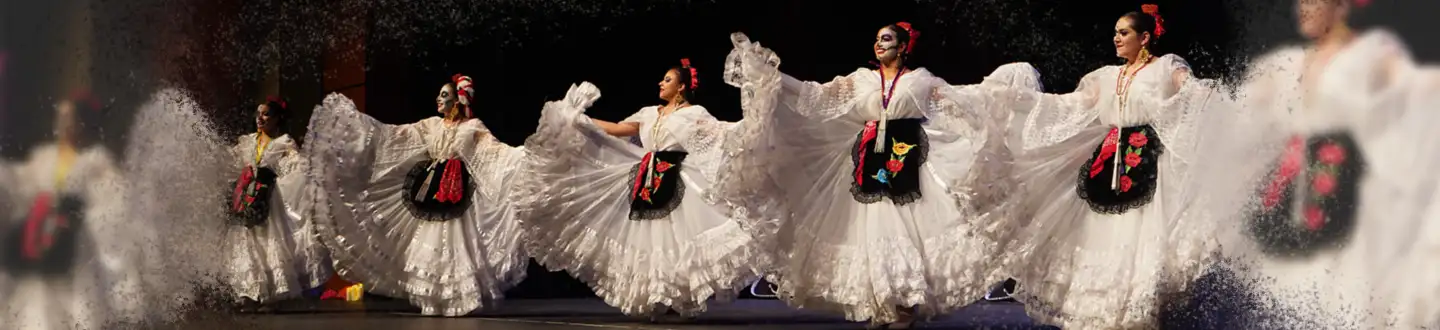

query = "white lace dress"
[513,82,766,317]
[216,133,333,302]
[720,33,1039,324]
[1192,30,1440,329]
[303,93,529,316]
[0,144,144,330]
[1002,54,1221,329]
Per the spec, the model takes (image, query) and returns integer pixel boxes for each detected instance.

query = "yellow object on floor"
[344,283,364,302]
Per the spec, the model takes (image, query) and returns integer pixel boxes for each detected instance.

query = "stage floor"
[163,299,1058,330]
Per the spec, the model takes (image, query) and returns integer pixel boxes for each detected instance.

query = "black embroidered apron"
[1077,124,1165,214]
[627,151,688,220]
[850,118,928,205]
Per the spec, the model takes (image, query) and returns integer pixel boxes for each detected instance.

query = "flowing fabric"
[0,90,245,329]
[1188,30,1440,329]
[217,133,334,302]
[120,89,334,311]
[1001,53,1223,329]
[0,146,141,330]
[512,82,767,317]
[303,93,528,316]
[720,33,1039,324]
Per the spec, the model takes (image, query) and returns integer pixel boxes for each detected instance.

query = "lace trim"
[626,151,688,221]
[2,194,86,275]
[225,166,277,227]
[401,158,476,222]
[708,33,789,259]
[1075,124,1165,214]
[1246,132,1364,259]
[523,218,766,317]
[849,118,929,205]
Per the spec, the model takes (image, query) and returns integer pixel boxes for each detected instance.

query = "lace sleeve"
[929,63,1044,138]
[666,107,733,181]
[779,72,859,121]
[230,136,249,169]
[1019,67,1107,150]
[724,32,858,121]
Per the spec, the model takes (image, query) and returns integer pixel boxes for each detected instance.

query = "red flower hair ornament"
[451,74,474,118]
[679,58,699,90]
[1141,4,1166,37]
[265,96,287,110]
[895,22,921,54]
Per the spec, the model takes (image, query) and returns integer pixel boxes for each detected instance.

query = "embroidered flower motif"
[1312,171,1336,196]
[886,159,904,173]
[892,140,915,156]
[1119,176,1133,192]
[651,173,664,191]
[873,169,891,184]
[640,187,653,203]
[1128,131,1148,148]
[1124,152,1142,169]
[1317,143,1346,165]
[656,161,673,173]
[1303,205,1325,231]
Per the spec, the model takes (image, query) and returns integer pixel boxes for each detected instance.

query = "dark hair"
[668,65,698,102]
[1120,11,1160,49]
[263,97,289,127]
[883,24,914,62]
[62,91,105,146]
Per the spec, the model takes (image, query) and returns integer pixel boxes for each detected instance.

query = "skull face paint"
[436,84,457,115]
[874,27,902,62]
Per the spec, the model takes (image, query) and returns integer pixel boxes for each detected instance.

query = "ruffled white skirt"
[304,94,528,316]
[720,34,1019,324]
[222,161,333,303]
[1005,125,1212,330]
[513,85,766,317]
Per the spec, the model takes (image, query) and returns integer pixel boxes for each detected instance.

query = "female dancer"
[0,91,145,329]
[721,23,1040,327]
[218,97,332,310]
[999,5,1224,329]
[515,59,767,320]
[304,74,528,316]
[1182,0,1440,327]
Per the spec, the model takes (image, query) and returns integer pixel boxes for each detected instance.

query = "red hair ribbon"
[680,58,699,90]
[1353,0,1371,7]
[895,22,921,54]
[266,96,287,110]
[1141,4,1166,37]
[451,74,475,117]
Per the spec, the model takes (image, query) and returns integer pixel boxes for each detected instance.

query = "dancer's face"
[436,84,457,115]
[658,69,686,102]
[1113,17,1150,61]
[874,27,902,63]
[1297,0,1347,40]
[256,104,277,133]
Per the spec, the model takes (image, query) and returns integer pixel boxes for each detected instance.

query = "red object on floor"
[321,274,360,300]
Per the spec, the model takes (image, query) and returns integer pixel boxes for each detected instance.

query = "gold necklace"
[650,102,685,148]
[1114,55,1153,114]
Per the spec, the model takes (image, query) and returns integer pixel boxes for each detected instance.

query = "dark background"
[2,0,1438,298]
